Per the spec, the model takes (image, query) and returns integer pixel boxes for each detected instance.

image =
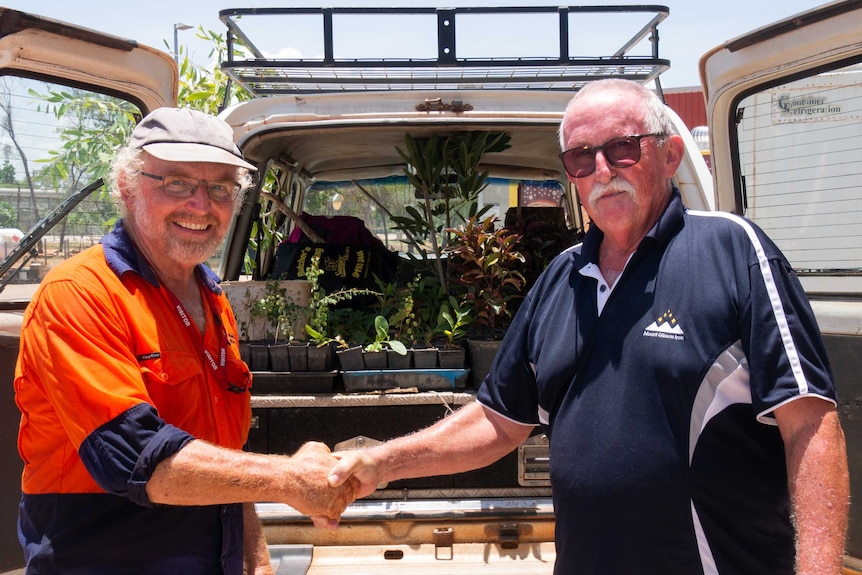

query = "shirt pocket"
[138,351,206,424]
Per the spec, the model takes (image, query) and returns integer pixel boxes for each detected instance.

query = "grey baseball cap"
[130,107,256,170]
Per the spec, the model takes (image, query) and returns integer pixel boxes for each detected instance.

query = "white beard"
[127,192,225,266]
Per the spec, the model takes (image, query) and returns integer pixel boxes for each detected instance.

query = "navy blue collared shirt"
[479,190,836,575]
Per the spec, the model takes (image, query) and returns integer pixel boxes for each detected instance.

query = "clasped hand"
[290,443,382,530]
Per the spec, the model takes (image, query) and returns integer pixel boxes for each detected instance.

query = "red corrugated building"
[663,87,707,130]
[663,87,710,170]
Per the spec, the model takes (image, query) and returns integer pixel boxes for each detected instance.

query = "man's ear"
[663,134,686,177]
[116,171,136,209]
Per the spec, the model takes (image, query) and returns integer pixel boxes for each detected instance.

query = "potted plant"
[248,279,308,372]
[434,296,472,369]
[297,255,377,372]
[362,315,408,369]
[391,131,511,294]
[248,283,289,371]
[445,214,526,384]
[392,274,444,369]
[222,278,311,371]
[372,276,426,370]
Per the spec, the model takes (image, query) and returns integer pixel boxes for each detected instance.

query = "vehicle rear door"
[700,1,862,567]
[0,8,175,571]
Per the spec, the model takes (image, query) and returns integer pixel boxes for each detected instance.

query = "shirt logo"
[643,309,685,341]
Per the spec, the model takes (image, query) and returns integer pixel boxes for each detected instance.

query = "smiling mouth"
[175,221,211,232]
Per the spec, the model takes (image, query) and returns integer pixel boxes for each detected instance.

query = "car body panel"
[0,8,176,112]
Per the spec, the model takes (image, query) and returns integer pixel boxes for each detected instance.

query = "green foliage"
[173,27,253,116]
[364,315,407,355]
[246,168,302,277]
[435,296,473,348]
[391,131,511,288]
[29,26,250,211]
[0,200,14,227]
[388,275,420,346]
[30,87,139,190]
[249,279,304,343]
[369,274,436,348]
[0,161,14,184]
[445,215,526,337]
[24,88,132,233]
[303,255,377,346]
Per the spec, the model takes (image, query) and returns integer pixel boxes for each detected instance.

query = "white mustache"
[588,179,637,209]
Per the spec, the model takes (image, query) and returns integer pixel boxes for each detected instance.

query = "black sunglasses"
[559,133,665,178]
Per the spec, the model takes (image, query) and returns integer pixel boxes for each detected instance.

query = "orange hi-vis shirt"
[15,221,252,574]
[16,229,252,495]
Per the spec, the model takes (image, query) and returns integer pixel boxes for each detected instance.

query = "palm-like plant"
[391,132,511,292]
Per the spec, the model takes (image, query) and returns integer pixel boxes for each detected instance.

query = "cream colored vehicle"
[0,2,859,573]
[699,2,862,571]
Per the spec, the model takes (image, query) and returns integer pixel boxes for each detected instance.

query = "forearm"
[147,440,295,505]
[785,409,849,575]
[146,439,355,520]
[371,402,533,484]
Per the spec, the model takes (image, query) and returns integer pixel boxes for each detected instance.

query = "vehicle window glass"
[735,62,862,291]
[0,77,141,302]
[301,176,566,255]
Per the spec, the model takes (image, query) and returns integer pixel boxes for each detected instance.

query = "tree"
[0,78,39,220]
[22,27,252,242]
[31,26,252,202]
[0,200,14,227]
[171,27,253,115]
[0,161,14,184]
[31,89,139,242]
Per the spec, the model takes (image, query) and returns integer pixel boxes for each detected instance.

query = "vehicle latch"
[416,97,473,113]
[518,434,551,486]
[499,523,520,549]
[334,435,382,451]
[433,527,454,560]
[333,436,388,489]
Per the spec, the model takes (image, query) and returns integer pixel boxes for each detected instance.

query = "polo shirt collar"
[101,219,223,294]
[648,188,685,247]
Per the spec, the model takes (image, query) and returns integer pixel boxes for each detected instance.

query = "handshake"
[273,403,509,528]
[281,441,381,530]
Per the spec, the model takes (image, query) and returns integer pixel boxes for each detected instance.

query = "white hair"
[558,79,677,150]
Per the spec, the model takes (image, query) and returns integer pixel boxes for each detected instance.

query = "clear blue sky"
[14,0,824,88]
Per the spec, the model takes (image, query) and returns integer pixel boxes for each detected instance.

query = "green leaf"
[388,340,408,355]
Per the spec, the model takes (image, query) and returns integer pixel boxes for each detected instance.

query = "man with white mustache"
[14,108,356,574]
[330,79,848,575]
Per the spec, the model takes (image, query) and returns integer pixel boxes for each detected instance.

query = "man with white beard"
[15,108,356,575]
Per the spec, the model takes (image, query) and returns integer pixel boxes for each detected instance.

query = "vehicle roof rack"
[218,6,670,96]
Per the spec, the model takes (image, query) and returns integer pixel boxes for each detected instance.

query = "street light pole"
[173,23,193,64]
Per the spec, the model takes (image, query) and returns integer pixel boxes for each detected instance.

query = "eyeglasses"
[559,133,665,178]
[139,172,241,203]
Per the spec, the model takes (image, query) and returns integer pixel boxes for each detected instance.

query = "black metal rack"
[219,6,669,96]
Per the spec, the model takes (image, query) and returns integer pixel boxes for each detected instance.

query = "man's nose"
[187,182,213,207]
[592,149,615,183]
